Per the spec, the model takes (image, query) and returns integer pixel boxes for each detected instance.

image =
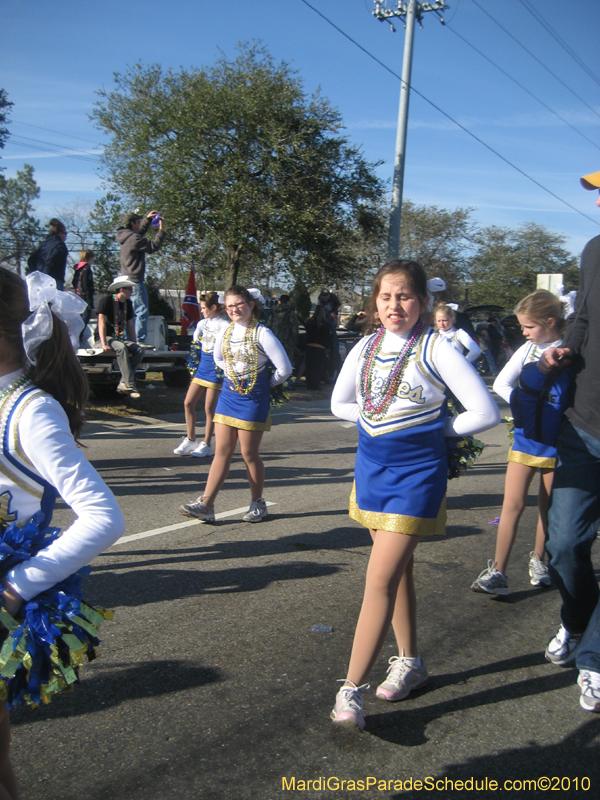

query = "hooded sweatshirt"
[116,216,165,283]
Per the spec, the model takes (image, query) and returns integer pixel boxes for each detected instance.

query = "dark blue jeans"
[546,421,600,666]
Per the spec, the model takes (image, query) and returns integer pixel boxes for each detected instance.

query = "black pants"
[305,346,326,389]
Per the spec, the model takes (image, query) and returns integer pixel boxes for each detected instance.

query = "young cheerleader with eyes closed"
[329,259,499,729]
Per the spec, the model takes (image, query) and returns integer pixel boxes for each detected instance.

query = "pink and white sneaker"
[330,681,369,729]
[376,654,428,702]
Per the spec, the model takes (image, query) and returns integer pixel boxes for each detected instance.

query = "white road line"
[111,502,277,546]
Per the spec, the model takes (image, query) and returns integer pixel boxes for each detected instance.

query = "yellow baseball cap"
[581,171,600,190]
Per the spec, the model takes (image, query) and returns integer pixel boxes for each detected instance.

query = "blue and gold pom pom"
[0,512,112,708]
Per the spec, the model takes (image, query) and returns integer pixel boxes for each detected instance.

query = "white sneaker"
[579,670,600,712]
[242,498,268,523]
[173,437,198,455]
[179,497,215,522]
[192,442,213,458]
[376,654,428,702]
[529,552,551,586]
[545,624,582,666]
[330,681,369,729]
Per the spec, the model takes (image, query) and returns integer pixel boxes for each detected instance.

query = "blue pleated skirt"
[213,368,271,431]
[508,427,556,469]
[193,350,223,390]
[350,411,448,536]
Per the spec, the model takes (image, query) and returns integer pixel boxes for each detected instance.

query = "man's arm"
[97,314,113,353]
[137,211,165,254]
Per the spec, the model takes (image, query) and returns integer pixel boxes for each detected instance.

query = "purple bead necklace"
[359,319,426,421]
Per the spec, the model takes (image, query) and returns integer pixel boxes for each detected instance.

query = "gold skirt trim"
[213,413,271,432]
[349,483,446,537]
[508,448,556,469]
[192,378,222,390]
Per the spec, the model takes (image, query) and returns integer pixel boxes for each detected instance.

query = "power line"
[517,0,600,90]
[7,135,102,165]
[297,0,600,227]
[445,24,600,151]
[470,0,600,122]
[12,120,102,147]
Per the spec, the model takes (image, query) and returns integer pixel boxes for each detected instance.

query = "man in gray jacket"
[116,210,165,344]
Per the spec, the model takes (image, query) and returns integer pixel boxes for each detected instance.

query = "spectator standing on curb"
[116,211,165,344]
[72,249,95,335]
[304,305,333,390]
[266,294,299,367]
[541,168,600,713]
[26,218,69,290]
[96,276,143,399]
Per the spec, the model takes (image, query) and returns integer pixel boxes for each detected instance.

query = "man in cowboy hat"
[116,210,166,344]
[96,276,144,398]
[541,169,600,713]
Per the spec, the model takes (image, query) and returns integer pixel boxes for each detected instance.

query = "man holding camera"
[116,210,165,344]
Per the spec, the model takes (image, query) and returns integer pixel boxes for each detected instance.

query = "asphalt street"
[10,389,600,800]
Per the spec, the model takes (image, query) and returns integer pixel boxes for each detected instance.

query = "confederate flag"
[181,266,200,335]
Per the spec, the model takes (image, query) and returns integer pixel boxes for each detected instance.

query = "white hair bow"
[22,272,87,364]
[248,287,265,306]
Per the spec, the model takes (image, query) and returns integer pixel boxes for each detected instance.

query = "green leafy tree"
[0,164,42,274]
[92,43,383,287]
[466,222,578,310]
[398,200,475,302]
[0,89,13,164]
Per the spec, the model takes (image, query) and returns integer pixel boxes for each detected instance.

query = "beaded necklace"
[0,372,31,404]
[0,374,34,456]
[221,320,259,394]
[359,319,426,421]
[113,294,127,342]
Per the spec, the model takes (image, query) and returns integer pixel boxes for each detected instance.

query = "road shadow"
[389,720,600,799]
[84,559,342,608]
[10,659,220,726]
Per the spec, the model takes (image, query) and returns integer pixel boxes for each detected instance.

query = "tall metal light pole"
[373,1,448,259]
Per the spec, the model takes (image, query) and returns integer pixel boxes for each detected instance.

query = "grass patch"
[85,373,188,421]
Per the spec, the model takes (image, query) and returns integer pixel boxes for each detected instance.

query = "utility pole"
[373,1,448,259]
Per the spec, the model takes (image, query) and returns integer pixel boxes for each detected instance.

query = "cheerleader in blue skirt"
[329,260,499,728]
[0,268,125,798]
[173,292,229,458]
[471,290,566,596]
[180,286,292,523]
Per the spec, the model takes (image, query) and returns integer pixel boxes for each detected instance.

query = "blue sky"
[2,0,599,257]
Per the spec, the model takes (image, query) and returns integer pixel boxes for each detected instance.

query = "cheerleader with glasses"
[329,260,499,729]
[180,286,292,523]
[0,268,125,799]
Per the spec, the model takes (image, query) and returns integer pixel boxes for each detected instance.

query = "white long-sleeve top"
[214,322,292,387]
[438,326,482,363]
[0,370,125,601]
[192,314,229,351]
[492,339,562,405]
[331,328,499,438]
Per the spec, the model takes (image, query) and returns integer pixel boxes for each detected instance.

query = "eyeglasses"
[226,301,248,311]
